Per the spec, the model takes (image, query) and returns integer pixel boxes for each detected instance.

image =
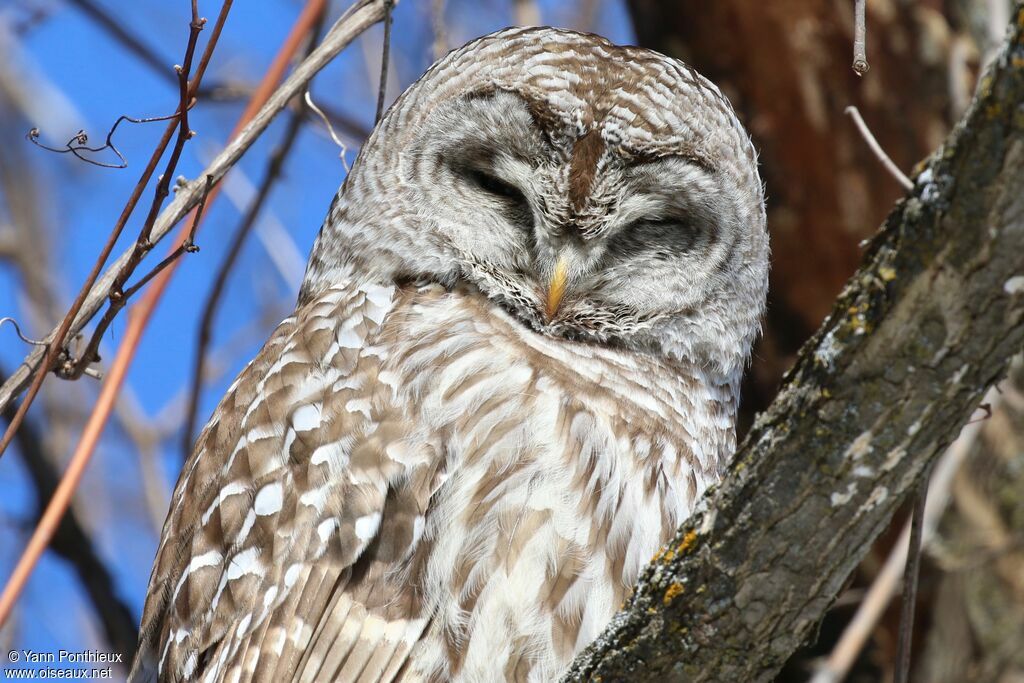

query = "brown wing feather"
[130,283,440,683]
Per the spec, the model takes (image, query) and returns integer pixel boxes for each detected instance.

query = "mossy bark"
[564,6,1024,682]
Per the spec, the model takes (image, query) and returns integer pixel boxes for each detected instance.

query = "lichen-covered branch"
[564,6,1024,682]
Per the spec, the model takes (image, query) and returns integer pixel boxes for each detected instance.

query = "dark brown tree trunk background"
[626,1,1018,681]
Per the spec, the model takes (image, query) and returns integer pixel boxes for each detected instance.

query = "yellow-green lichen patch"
[663,582,685,606]
[651,530,699,565]
[677,530,698,555]
[843,301,873,336]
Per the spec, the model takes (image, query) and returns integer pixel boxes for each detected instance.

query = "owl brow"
[627,150,716,175]
[460,85,564,142]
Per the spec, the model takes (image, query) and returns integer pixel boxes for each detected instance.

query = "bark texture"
[563,6,1024,681]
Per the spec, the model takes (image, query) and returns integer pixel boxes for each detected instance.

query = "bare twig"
[375,0,394,123]
[853,0,869,75]
[65,0,256,104]
[0,0,387,439]
[297,97,370,141]
[305,90,350,169]
[0,108,91,462]
[66,0,370,144]
[894,468,930,683]
[0,0,232,459]
[0,0,388,631]
[26,110,184,169]
[0,317,101,379]
[183,8,327,456]
[0,317,47,346]
[845,106,914,190]
[64,175,214,382]
[65,0,371,150]
[106,7,208,300]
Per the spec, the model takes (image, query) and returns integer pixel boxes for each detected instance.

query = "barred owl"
[131,25,768,683]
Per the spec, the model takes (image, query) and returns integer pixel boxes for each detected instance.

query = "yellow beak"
[545,256,569,320]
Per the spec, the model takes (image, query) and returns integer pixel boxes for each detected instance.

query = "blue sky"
[0,0,634,677]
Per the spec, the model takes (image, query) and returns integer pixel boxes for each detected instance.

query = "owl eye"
[607,215,700,260]
[466,168,527,205]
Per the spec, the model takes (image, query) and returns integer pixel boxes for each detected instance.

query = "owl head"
[302,27,768,380]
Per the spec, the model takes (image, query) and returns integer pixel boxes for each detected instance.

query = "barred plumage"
[132,25,768,683]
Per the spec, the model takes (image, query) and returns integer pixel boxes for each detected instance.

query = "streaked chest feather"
[374,285,734,680]
[141,282,736,683]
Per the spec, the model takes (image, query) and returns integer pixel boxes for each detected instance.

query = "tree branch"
[0,369,138,664]
[565,5,1024,681]
[0,0,387,413]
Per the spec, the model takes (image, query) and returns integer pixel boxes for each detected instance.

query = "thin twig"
[305,90,350,169]
[0,318,102,379]
[62,175,213,382]
[0,0,232,459]
[204,83,370,140]
[853,0,869,75]
[0,317,47,346]
[845,106,913,190]
[0,0,387,419]
[68,0,367,141]
[113,7,207,285]
[66,0,247,104]
[375,0,394,123]
[894,470,929,683]
[26,110,184,169]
